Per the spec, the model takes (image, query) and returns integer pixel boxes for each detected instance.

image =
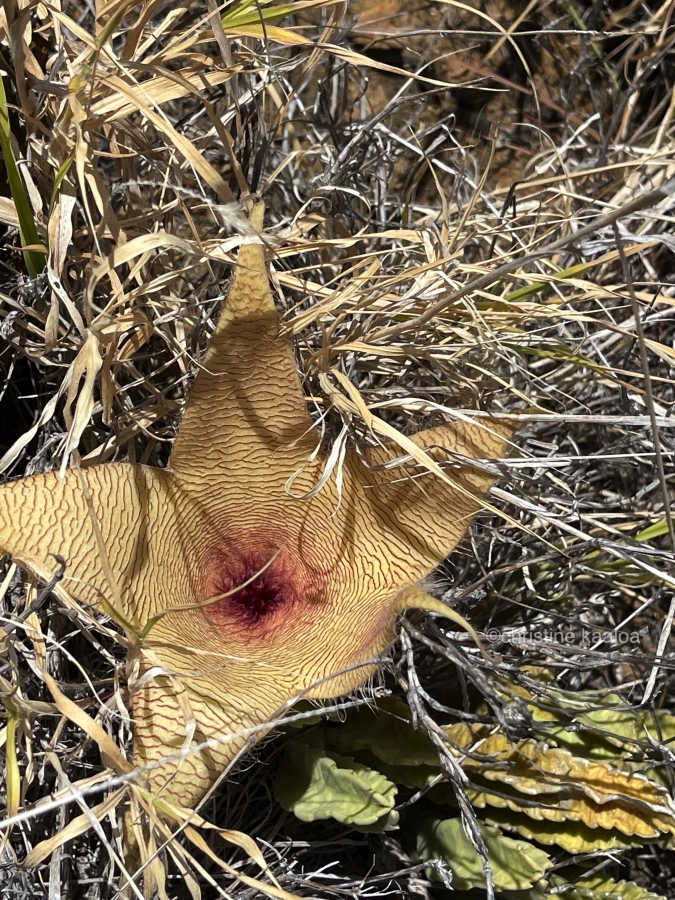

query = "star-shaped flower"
[0,205,512,810]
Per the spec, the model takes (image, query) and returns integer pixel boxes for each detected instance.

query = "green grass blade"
[222,0,298,28]
[503,261,590,304]
[49,157,74,219]
[0,73,45,278]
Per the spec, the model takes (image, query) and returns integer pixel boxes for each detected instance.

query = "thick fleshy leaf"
[275,740,398,829]
[364,757,441,790]
[441,724,675,840]
[547,873,667,900]
[532,694,675,772]
[482,808,647,854]
[319,697,675,849]
[417,817,550,892]
[0,203,514,811]
[327,695,439,766]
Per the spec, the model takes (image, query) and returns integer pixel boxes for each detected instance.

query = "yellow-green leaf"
[636,520,670,542]
[548,872,667,900]
[365,756,441,790]
[443,724,675,838]
[328,695,438,766]
[483,808,647,854]
[275,741,398,829]
[417,817,550,892]
[0,74,45,277]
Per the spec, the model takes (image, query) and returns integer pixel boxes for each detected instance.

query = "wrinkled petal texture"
[0,204,514,809]
[0,464,179,625]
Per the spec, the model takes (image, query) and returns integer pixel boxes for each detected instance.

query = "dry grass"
[1,0,675,896]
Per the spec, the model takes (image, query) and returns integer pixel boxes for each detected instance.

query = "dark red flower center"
[202,546,301,634]
[229,573,286,623]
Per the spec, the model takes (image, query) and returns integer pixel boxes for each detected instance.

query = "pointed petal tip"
[393,586,451,618]
[394,584,484,650]
[223,202,274,320]
[249,200,265,233]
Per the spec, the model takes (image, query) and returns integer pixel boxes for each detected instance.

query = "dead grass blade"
[61,331,103,476]
[102,75,235,202]
[21,789,126,868]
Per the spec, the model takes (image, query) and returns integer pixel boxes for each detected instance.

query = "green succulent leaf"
[577,706,675,746]
[275,740,399,829]
[327,695,439,766]
[530,693,675,787]
[548,873,667,900]
[483,808,647,854]
[417,817,550,892]
[282,692,675,888]
[532,691,675,746]
[367,756,441,790]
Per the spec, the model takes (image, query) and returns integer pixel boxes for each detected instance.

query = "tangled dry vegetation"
[1,0,675,897]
